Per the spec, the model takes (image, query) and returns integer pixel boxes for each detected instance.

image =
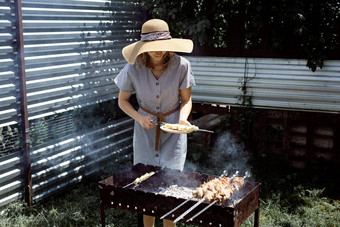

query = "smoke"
[210,131,251,176]
[184,159,200,173]
[185,131,252,179]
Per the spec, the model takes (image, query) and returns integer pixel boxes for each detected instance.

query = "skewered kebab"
[173,171,239,223]
[186,171,250,223]
[160,170,228,220]
[161,123,214,133]
[192,174,246,204]
[192,176,232,203]
[123,171,156,188]
[163,123,199,132]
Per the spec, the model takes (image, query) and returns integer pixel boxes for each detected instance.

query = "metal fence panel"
[21,0,141,121]
[0,152,23,207]
[30,117,134,202]
[188,56,340,113]
[1,0,141,126]
[0,0,140,208]
[0,0,20,127]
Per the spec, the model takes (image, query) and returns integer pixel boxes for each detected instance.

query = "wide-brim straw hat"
[122,19,194,64]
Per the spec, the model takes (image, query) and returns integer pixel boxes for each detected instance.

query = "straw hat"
[122,19,194,64]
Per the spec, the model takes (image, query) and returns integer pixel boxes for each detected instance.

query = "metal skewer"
[229,171,239,184]
[123,182,134,189]
[160,196,192,220]
[172,171,230,223]
[152,121,164,126]
[197,129,214,133]
[186,171,251,223]
[173,197,205,223]
[160,170,228,220]
[181,171,238,223]
[173,171,233,223]
[186,200,218,222]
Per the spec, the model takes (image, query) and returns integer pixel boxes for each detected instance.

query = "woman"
[114,19,194,227]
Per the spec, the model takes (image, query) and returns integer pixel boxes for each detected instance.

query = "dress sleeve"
[179,57,195,90]
[114,64,135,93]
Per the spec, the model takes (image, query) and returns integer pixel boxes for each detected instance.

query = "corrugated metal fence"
[1,0,141,208]
[188,56,340,113]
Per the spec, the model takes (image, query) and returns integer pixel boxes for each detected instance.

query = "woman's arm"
[118,90,154,129]
[179,87,192,126]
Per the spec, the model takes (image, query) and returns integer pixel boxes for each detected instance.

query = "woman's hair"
[139,52,173,71]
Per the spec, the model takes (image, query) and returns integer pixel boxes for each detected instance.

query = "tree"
[139,0,340,71]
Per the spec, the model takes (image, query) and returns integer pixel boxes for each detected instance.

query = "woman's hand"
[138,115,154,130]
[118,90,154,130]
[179,87,192,127]
[179,119,191,126]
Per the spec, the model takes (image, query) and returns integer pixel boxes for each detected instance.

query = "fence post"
[14,0,33,207]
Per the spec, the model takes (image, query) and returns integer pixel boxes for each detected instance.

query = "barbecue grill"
[99,163,261,227]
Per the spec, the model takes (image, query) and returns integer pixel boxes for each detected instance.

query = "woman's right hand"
[138,114,154,130]
[117,91,154,130]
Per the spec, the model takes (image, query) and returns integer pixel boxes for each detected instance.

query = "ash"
[153,185,195,199]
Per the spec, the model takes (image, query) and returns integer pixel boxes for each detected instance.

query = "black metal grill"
[99,163,261,227]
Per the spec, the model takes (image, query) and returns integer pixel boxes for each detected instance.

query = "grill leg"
[254,207,260,227]
[138,214,143,227]
[100,203,105,227]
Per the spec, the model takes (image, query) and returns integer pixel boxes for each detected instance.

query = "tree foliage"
[139,0,340,71]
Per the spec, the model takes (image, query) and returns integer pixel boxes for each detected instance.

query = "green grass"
[1,154,339,227]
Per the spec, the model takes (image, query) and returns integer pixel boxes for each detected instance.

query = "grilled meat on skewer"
[123,171,156,188]
[133,171,156,184]
[230,177,244,191]
[160,170,228,220]
[185,172,250,223]
[192,176,245,204]
[173,174,239,223]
